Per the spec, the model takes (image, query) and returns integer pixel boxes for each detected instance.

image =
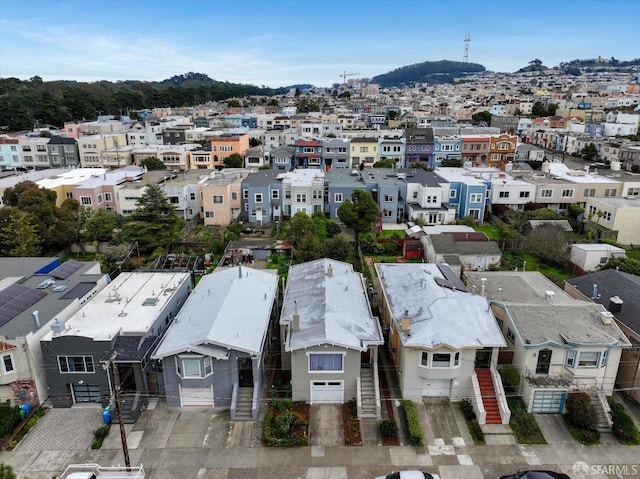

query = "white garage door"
[310,381,343,404]
[180,385,213,407]
[422,379,450,397]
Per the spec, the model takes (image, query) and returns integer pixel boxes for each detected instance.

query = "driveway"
[15,406,103,452]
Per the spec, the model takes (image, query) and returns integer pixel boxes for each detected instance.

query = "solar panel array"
[435,263,469,293]
[60,282,95,300]
[0,284,47,327]
[50,260,83,280]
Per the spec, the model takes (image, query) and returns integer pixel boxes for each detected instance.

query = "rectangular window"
[384,194,393,202]
[190,192,196,201]
[627,187,640,196]
[205,211,214,218]
[2,354,14,373]
[255,193,263,203]
[96,194,103,204]
[507,328,515,344]
[604,189,616,197]
[296,193,307,203]
[470,193,482,203]
[58,355,95,373]
[182,358,201,378]
[168,196,179,204]
[600,350,609,368]
[104,193,112,202]
[231,192,238,201]
[243,189,248,199]
[561,189,574,198]
[449,190,456,199]
[578,351,599,368]
[334,193,343,203]
[499,191,509,198]
[204,357,212,376]
[285,190,291,199]
[420,352,429,367]
[432,352,452,368]
[271,190,279,199]
[583,189,595,197]
[309,353,343,372]
[565,350,576,367]
[541,189,552,198]
[80,196,92,206]
[519,191,530,198]
[412,191,418,199]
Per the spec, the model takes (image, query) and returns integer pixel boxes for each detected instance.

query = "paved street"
[2,397,639,479]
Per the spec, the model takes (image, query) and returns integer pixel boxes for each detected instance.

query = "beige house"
[198,169,250,226]
[583,196,640,245]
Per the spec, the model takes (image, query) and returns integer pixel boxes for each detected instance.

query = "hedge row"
[608,398,640,445]
[401,400,423,446]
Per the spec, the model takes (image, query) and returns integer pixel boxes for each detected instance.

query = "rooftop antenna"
[463,32,471,63]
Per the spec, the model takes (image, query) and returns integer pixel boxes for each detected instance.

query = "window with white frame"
[506,328,515,344]
[296,193,307,203]
[470,193,482,202]
[420,351,460,368]
[604,188,616,197]
[58,355,95,373]
[308,353,343,372]
[243,189,248,199]
[627,187,639,196]
[449,190,457,199]
[96,194,103,204]
[2,354,14,374]
[255,193,263,203]
[412,191,418,199]
[232,192,238,201]
[584,189,595,197]
[176,355,213,378]
[205,211,214,218]
[540,189,552,198]
[565,350,604,368]
[561,189,574,198]
[104,192,112,202]
[499,191,509,198]
[285,190,291,199]
[80,196,92,206]
[271,190,279,199]
[519,191,530,198]
[334,193,343,203]
[384,194,393,202]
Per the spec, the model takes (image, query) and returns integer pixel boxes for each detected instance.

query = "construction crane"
[340,70,359,84]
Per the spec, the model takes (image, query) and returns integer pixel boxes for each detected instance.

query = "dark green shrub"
[566,391,597,429]
[573,427,600,444]
[608,398,640,444]
[468,419,485,443]
[0,464,16,479]
[458,400,476,421]
[401,400,423,446]
[498,365,521,393]
[0,402,22,438]
[379,419,398,438]
[91,425,110,449]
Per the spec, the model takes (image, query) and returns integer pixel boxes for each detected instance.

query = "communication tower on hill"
[463,32,471,63]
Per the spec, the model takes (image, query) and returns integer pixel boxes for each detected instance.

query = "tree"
[525,224,570,266]
[337,190,379,245]
[139,156,166,170]
[600,257,640,276]
[529,59,543,67]
[387,110,399,121]
[249,137,262,147]
[547,103,559,116]
[531,101,548,117]
[118,184,185,253]
[85,208,119,243]
[223,153,243,168]
[325,236,353,261]
[295,232,326,263]
[373,158,396,168]
[472,110,492,124]
[267,99,279,107]
[0,209,41,256]
[294,88,301,97]
[226,99,241,108]
[286,211,315,247]
[580,143,598,160]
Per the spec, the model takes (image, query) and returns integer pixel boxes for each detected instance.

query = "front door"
[238,357,253,387]
[536,349,552,375]
[475,347,492,368]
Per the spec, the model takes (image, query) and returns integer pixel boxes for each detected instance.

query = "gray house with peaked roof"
[280,259,383,408]
[565,269,640,402]
[153,266,278,418]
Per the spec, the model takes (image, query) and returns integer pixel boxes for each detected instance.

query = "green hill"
[371,60,486,87]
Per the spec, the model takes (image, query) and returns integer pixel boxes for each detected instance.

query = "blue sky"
[1,0,638,88]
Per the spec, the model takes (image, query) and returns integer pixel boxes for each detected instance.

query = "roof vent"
[545,291,555,302]
[292,300,300,331]
[50,318,64,335]
[327,264,333,277]
[608,296,623,313]
[600,311,614,325]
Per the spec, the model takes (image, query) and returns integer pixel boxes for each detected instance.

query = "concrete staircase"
[234,387,254,421]
[587,390,612,432]
[475,368,501,425]
[360,367,377,418]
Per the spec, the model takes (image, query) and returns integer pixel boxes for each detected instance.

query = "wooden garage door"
[310,381,343,404]
[180,385,213,407]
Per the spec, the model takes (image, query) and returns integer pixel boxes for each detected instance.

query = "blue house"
[433,128,462,168]
[241,170,282,224]
[294,140,324,170]
[435,167,489,223]
[366,114,387,128]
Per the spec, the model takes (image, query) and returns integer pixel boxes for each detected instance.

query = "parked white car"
[375,472,440,479]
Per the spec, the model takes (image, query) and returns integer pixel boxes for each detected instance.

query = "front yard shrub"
[401,400,423,446]
[379,419,398,438]
[507,397,546,444]
[263,400,309,447]
[565,391,596,430]
[0,402,21,438]
[468,419,485,443]
[91,425,110,449]
[0,464,16,479]
[608,398,640,445]
[498,365,521,393]
[458,400,476,421]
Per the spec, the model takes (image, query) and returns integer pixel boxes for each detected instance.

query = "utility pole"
[105,353,131,468]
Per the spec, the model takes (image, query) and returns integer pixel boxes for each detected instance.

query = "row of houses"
[0,126,519,172]
[1,255,637,429]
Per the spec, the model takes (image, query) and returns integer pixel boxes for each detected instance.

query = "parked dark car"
[498,471,571,479]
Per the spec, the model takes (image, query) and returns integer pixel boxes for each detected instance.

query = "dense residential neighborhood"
[1,61,640,479]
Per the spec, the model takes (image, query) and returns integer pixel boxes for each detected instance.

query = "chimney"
[292,300,300,331]
[600,311,614,325]
[31,310,41,330]
[401,313,411,336]
[591,283,599,300]
[327,263,333,277]
[608,296,623,313]
[480,278,487,296]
